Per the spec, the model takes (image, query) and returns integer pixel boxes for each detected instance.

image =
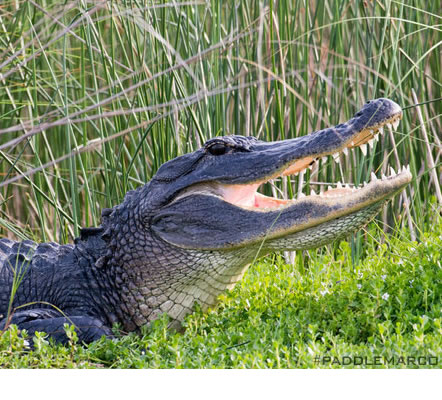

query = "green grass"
[0,1,440,368]
[1,213,440,368]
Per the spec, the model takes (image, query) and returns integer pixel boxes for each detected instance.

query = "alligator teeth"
[374,134,379,141]
[342,147,349,156]
[399,165,408,174]
[378,127,384,135]
[337,181,342,189]
[328,186,333,191]
[392,119,400,130]
[368,138,375,149]
[322,156,328,163]
[360,143,367,156]
[387,123,392,130]
[363,181,367,186]
[390,166,396,176]
[371,172,377,181]
[299,192,306,198]
[382,173,387,180]
[333,153,340,162]
[350,141,355,147]
[310,189,317,196]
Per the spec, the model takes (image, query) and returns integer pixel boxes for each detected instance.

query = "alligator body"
[0,98,411,344]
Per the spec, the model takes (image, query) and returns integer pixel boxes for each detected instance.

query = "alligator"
[0,98,411,344]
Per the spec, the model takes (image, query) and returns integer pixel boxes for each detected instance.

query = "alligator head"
[104,98,411,329]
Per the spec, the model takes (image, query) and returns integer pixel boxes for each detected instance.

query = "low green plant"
[1,214,439,368]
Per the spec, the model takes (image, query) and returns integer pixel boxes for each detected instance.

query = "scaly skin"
[0,98,412,343]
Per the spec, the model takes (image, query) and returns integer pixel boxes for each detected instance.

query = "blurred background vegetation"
[0,0,440,261]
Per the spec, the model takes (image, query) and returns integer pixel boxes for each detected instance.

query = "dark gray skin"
[0,98,411,344]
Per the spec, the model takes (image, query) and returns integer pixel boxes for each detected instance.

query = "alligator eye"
[207,143,228,156]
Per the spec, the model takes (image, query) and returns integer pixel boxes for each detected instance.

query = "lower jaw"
[264,201,384,251]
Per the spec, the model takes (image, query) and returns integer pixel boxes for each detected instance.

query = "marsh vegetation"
[0,0,440,367]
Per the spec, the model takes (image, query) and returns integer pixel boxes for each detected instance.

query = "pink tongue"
[220,184,290,209]
[254,193,289,208]
[220,184,260,207]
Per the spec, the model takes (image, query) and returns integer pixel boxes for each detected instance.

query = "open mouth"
[156,99,413,251]
[216,108,408,211]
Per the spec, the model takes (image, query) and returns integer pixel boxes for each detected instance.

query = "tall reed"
[0,1,440,261]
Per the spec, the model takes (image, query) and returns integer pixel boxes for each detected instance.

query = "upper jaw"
[247,98,404,182]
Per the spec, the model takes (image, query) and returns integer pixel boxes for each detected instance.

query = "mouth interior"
[218,112,404,210]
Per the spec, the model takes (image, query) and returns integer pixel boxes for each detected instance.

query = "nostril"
[366,100,371,104]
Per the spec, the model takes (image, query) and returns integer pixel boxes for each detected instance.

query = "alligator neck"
[104,229,260,331]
